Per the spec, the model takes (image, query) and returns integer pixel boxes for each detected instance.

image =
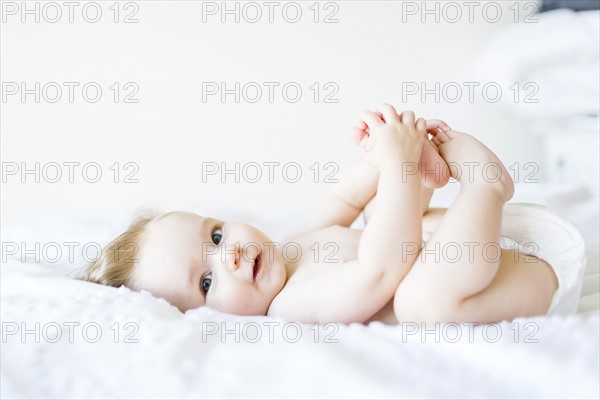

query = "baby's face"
[132,212,287,315]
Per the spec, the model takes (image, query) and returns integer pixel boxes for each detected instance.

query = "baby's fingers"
[357,120,368,131]
[349,127,367,146]
[359,110,384,128]
[399,110,416,125]
[349,127,374,150]
[426,119,451,133]
[376,103,400,123]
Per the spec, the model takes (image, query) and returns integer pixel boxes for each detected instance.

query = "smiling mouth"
[252,254,262,282]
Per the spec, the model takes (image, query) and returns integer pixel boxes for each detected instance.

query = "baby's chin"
[222,300,271,316]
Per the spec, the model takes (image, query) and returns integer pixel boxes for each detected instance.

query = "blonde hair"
[76,210,160,289]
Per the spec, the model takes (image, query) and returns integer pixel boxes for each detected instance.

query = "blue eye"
[201,273,212,294]
[211,227,222,245]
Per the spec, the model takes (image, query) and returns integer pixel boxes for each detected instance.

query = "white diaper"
[499,203,587,315]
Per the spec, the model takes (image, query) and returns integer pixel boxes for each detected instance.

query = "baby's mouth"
[252,254,262,282]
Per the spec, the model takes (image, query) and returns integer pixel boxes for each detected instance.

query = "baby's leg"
[394,130,515,323]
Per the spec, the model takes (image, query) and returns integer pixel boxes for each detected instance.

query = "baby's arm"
[269,105,427,323]
[363,161,435,221]
[354,107,424,291]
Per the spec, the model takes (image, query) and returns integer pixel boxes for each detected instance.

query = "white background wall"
[1,0,554,228]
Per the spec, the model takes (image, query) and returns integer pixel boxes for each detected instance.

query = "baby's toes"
[416,118,427,134]
[432,129,453,143]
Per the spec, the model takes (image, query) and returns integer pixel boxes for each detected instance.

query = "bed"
[1,197,598,399]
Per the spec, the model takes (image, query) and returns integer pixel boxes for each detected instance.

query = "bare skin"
[269,105,558,324]
[132,105,558,326]
[283,209,558,325]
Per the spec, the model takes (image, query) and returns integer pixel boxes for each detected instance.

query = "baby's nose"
[225,243,240,271]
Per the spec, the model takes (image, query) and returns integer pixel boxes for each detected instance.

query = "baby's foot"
[419,134,450,189]
[416,120,450,189]
[432,130,515,202]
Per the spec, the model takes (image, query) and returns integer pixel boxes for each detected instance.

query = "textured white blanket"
[1,262,599,399]
[1,203,599,399]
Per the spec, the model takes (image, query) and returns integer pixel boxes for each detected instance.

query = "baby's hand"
[351,113,451,169]
[350,104,425,170]
[351,116,450,150]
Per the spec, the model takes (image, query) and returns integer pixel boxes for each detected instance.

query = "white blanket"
[1,204,599,399]
[1,262,599,399]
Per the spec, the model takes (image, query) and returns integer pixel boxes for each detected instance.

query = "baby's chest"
[285,226,432,284]
[284,226,359,283]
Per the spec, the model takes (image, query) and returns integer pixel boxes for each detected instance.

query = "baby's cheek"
[214,285,267,316]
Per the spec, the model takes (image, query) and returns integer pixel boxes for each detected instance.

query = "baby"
[78,104,559,325]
